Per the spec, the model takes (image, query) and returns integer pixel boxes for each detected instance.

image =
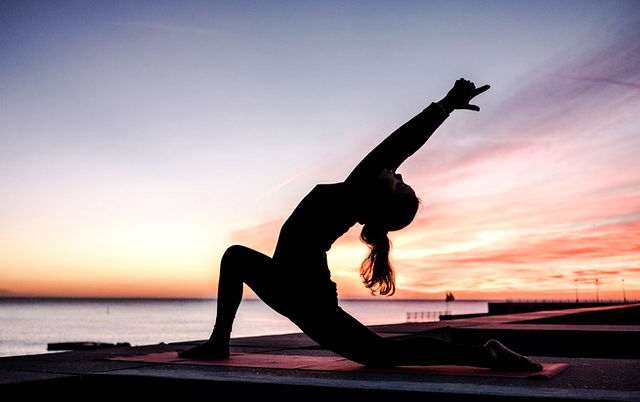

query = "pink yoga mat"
[110,352,568,379]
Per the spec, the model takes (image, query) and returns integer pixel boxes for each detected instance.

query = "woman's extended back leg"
[299,307,538,370]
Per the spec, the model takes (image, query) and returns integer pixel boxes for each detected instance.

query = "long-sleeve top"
[272,102,450,300]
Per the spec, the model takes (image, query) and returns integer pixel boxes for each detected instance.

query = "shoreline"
[2,302,639,401]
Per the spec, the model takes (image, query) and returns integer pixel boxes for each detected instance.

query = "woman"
[181,79,542,371]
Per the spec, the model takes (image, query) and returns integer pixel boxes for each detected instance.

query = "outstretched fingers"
[474,84,490,95]
[463,83,490,111]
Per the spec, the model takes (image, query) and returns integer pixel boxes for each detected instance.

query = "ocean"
[0,298,489,357]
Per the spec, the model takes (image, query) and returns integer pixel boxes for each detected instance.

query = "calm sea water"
[0,298,488,357]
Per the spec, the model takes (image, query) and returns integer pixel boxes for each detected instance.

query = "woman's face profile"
[377,169,415,196]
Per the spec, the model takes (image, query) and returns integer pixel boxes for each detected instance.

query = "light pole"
[575,278,579,303]
[623,279,627,303]
[595,278,599,302]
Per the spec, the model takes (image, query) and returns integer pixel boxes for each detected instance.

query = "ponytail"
[360,224,395,296]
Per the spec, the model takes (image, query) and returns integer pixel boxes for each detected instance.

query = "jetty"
[1,302,639,401]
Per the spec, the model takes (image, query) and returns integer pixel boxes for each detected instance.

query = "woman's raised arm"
[345,79,490,185]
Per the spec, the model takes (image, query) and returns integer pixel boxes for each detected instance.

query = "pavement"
[1,303,639,401]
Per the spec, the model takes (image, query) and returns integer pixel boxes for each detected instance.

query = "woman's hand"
[438,78,490,113]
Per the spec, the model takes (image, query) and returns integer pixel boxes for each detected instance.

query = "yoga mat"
[110,352,568,379]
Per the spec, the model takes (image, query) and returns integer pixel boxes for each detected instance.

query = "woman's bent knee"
[220,245,275,288]
[221,245,251,265]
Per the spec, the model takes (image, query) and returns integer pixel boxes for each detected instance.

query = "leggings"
[212,245,489,367]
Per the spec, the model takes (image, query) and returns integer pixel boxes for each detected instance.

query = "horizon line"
[1,296,637,303]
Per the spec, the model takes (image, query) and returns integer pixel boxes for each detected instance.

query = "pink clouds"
[390,26,640,298]
[412,222,639,267]
[227,219,281,255]
[224,24,640,300]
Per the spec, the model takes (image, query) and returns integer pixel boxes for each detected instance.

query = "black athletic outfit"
[220,103,486,366]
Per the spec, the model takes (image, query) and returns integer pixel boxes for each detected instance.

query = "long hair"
[359,192,419,296]
[360,224,395,296]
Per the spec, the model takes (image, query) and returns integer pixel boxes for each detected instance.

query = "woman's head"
[359,169,420,296]
[377,168,416,197]
[363,169,420,231]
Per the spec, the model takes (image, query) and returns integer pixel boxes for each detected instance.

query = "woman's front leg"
[179,245,288,359]
[179,246,257,359]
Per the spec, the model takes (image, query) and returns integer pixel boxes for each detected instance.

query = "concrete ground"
[1,303,639,401]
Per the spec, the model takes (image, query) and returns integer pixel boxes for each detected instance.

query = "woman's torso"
[272,182,359,298]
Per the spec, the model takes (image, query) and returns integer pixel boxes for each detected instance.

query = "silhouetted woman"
[181,79,542,371]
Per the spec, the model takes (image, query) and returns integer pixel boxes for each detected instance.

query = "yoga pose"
[181,79,542,371]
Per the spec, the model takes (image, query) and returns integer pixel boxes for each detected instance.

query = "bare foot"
[178,340,230,360]
[484,339,542,371]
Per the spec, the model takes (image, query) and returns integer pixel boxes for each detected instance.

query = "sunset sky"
[1,1,639,300]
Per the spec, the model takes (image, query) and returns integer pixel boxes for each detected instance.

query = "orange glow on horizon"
[2,6,639,301]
